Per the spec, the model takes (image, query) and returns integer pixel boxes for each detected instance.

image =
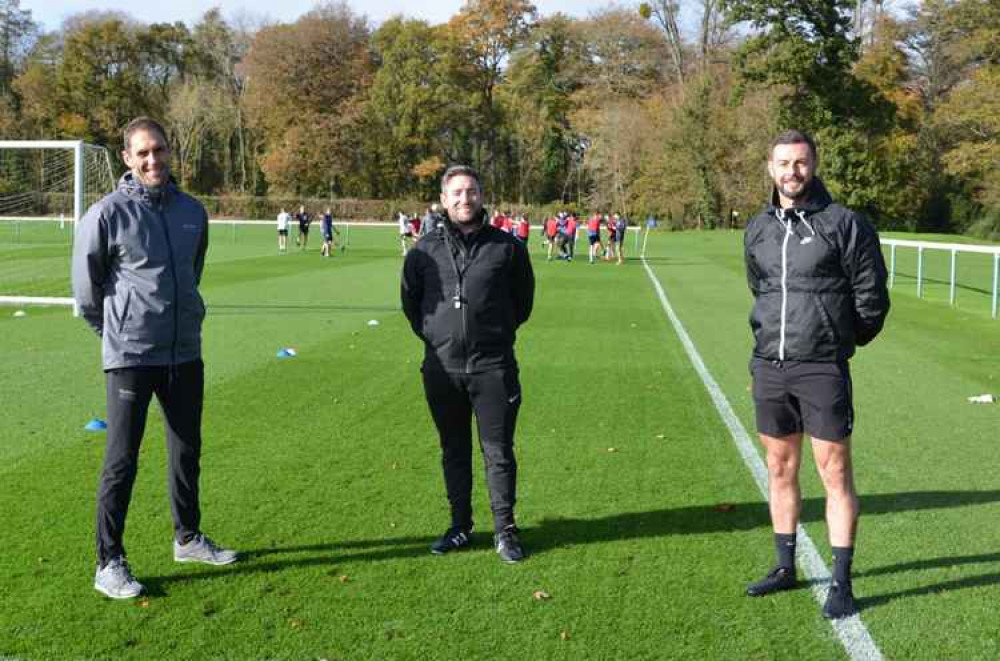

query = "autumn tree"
[445,0,537,199]
[241,1,372,196]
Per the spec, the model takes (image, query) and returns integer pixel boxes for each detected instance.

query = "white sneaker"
[173,534,238,565]
[94,556,144,599]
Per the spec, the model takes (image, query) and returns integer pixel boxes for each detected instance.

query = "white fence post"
[889,243,896,289]
[949,249,957,306]
[917,247,924,298]
[993,254,999,319]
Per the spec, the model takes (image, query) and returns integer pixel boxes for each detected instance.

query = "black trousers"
[96,360,204,566]
[422,367,521,532]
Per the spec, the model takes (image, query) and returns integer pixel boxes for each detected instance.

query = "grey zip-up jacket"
[72,172,209,370]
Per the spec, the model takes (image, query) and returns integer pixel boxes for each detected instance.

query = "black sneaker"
[822,580,857,619]
[430,526,472,555]
[746,565,797,597]
[495,525,524,563]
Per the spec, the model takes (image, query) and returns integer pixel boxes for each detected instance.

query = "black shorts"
[278,229,288,236]
[299,226,310,235]
[750,358,854,441]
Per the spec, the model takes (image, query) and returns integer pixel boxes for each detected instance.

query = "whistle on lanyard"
[453,283,462,309]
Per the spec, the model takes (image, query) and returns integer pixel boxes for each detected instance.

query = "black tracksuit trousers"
[422,367,521,532]
[96,360,203,566]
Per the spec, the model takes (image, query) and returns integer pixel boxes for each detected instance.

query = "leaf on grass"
[339,575,349,583]
[289,618,304,629]
[533,590,551,600]
[655,434,665,439]
[607,447,618,453]
[560,631,570,641]
[138,598,150,609]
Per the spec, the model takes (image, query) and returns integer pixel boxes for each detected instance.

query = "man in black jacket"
[401,165,534,563]
[743,130,889,619]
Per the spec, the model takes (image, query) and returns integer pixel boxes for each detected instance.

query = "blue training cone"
[277,347,298,358]
[85,418,107,432]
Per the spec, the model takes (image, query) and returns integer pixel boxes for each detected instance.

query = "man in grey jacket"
[73,117,237,599]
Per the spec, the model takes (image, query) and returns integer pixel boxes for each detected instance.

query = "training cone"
[367,319,380,327]
[13,310,26,318]
[85,418,107,432]
[277,347,298,358]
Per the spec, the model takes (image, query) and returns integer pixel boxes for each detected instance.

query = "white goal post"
[0,140,116,309]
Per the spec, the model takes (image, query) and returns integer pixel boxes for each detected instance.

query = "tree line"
[0,0,997,236]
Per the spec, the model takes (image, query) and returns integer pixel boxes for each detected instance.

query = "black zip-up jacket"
[401,210,534,373]
[744,177,890,362]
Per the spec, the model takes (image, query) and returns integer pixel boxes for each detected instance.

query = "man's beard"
[778,176,810,201]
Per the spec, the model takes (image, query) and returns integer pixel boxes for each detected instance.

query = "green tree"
[362,18,456,199]
[0,0,35,94]
[501,14,584,203]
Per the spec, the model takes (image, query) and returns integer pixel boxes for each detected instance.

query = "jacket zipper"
[157,200,180,365]
[778,211,792,361]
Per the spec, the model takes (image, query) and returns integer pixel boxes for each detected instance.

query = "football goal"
[0,140,116,308]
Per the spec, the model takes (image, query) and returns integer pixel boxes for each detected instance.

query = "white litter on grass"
[367,319,380,326]
[967,394,996,404]
[13,310,26,318]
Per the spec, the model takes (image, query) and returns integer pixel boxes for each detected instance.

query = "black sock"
[832,546,854,584]
[775,533,797,570]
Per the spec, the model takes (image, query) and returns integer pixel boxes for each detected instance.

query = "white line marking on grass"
[641,258,884,661]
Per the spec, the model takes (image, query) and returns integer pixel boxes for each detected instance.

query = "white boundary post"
[889,244,896,288]
[949,249,957,306]
[916,247,924,298]
[993,254,999,319]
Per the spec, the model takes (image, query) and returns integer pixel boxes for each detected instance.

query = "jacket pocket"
[811,295,840,345]
[116,286,134,334]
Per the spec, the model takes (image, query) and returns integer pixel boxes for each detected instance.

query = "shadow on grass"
[858,572,1000,610]
[854,551,1000,610]
[140,489,1000,596]
[140,534,454,595]
[890,270,992,296]
[528,489,1000,553]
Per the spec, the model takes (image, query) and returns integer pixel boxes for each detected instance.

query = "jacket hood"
[118,171,179,204]
[768,176,833,216]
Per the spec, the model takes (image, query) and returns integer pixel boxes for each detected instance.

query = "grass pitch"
[1,224,999,659]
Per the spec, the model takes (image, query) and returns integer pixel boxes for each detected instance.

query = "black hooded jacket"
[401,209,534,373]
[744,178,890,362]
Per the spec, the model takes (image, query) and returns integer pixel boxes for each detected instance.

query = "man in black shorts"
[743,129,890,619]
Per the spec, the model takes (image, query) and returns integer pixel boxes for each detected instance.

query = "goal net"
[0,140,116,307]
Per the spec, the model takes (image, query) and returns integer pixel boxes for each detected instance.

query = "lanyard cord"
[441,226,468,308]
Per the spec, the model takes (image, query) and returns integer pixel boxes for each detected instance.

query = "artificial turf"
[1,223,998,659]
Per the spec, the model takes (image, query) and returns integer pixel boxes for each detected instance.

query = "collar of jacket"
[118,171,178,207]
[442,208,488,242]
[768,176,833,217]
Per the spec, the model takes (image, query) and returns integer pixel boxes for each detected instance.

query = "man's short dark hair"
[769,129,817,161]
[123,117,168,152]
[441,165,482,192]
